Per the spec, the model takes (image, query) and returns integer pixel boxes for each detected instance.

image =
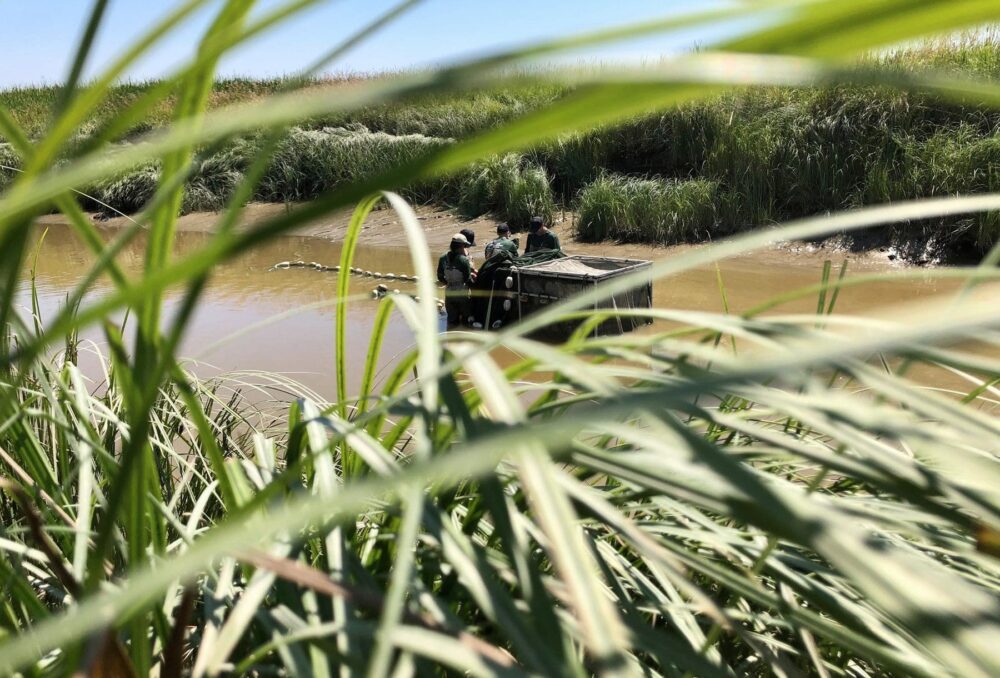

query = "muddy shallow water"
[16,219,996,401]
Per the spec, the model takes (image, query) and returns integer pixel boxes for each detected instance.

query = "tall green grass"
[257,126,455,205]
[864,124,1000,251]
[7,40,1000,254]
[0,142,20,191]
[576,173,719,243]
[458,153,555,227]
[0,1,999,675]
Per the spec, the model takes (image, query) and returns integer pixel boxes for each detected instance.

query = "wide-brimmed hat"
[459,228,476,245]
[450,232,471,246]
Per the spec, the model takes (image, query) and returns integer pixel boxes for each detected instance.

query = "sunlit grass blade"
[2,1,1000,675]
[336,195,382,415]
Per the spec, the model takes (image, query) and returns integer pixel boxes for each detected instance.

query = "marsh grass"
[458,153,556,227]
[90,162,162,215]
[0,142,22,193]
[576,173,719,243]
[257,126,455,205]
[0,1,999,676]
[6,41,1000,253]
[862,125,1000,251]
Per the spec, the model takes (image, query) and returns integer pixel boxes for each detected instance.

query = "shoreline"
[61,202,927,273]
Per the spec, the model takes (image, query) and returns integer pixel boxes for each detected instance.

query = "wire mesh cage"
[514,255,653,339]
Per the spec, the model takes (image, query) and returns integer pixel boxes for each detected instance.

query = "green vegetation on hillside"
[2,39,999,255]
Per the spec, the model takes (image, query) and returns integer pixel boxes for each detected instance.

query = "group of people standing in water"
[436,216,561,327]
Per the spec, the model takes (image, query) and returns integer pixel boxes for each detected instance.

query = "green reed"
[0,1,998,675]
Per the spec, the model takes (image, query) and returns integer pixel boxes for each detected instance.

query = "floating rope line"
[368,283,445,308]
[269,260,444,308]
[0,165,444,310]
[268,260,420,283]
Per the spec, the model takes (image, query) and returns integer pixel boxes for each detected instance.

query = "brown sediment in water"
[23,208,998,402]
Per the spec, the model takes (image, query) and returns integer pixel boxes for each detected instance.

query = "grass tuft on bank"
[458,153,556,228]
[576,174,719,243]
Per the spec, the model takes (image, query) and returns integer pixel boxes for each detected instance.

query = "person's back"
[536,229,560,251]
[437,233,474,326]
[485,223,516,260]
[440,250,471,288]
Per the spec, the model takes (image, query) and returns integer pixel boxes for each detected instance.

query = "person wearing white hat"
[437,232,475,326]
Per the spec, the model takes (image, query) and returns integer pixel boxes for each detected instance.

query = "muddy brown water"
[15,220,997,402]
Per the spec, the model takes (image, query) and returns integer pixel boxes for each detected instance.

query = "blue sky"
[0,0,754,86]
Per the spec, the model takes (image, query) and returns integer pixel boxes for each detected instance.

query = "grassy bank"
[3,39,1000,256]
[0,77,566,141]
[575,174,719,243]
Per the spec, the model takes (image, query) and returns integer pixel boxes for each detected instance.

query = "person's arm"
[551,232,561,251]
[460,256,473,284]
[436,255,446,284]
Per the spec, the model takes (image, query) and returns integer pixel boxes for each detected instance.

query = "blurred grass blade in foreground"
[0,0,999,676]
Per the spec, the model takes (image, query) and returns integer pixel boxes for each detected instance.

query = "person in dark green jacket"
[523,215,560,255]
[437,232,475,326]
[484,223,519,260]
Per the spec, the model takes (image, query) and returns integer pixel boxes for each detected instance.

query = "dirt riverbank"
[75,202,909,273]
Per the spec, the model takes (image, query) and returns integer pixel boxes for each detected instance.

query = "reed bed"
[256,126,455,205]
[5,39,1000,255]
[0,1,998,676]
[576,174,719,243]
[458,153,556,227]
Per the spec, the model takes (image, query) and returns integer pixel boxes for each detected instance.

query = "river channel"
[16,218,994,402]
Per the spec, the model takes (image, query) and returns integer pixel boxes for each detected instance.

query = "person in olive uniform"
[484,223,519,260]
[437,232,475,326]
[523,215,560,255]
